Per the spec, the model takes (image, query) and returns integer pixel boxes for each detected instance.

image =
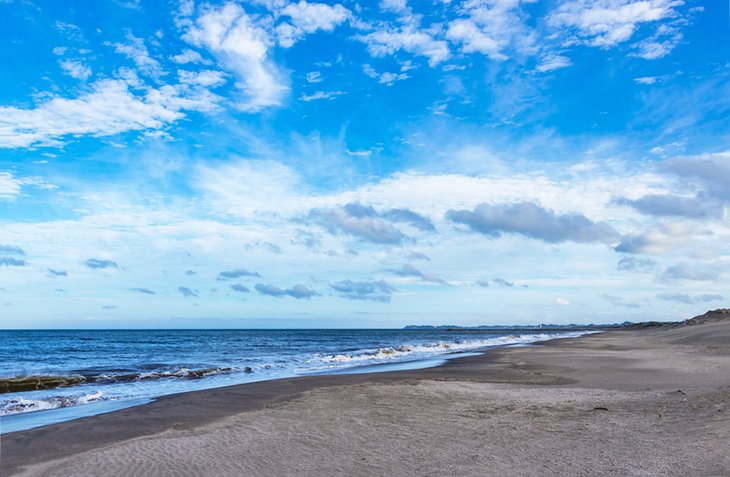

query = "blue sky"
[0,0,728,328]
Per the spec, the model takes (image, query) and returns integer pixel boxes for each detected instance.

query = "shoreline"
[2,323,729,476]
[0,329,590,434]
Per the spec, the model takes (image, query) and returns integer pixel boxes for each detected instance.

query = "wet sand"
[2,320,730,476]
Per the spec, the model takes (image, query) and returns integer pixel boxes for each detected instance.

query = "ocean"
[0,328,590,433]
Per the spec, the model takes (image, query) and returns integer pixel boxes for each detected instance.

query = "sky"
[0,0,728,329]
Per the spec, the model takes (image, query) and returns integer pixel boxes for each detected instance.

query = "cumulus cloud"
[357,24,450,67]
[0,257,28,267]
[446,19,503,60]
[85,258,118,269]
[616,256,657,272]
[665,151,730,200]
[445,0,538,62]
[182,2,289,112]
[59,59,92,81]
[308,204,407,245]
[383,208,436,232]
[447,202,619,244]
[615,194,713,219]
[614,223,701,254]
[548,0,684,50]
[129,287,156,295]
[179,286,198,297]
[656,292,724,305]
[330,279,396,302]
[217,269,261,280]
[307,202,434,244]
[255,282,319,299]
[276,1,350,48]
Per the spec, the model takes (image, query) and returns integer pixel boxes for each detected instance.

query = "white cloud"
[0,172,23,200]
[630,24,683,59]
[59,59,92,80]
[634,76,658,84]
[446,0,539,61]
[363,64,379,78]
[106,32,163,78]
[548,0,683,48]
[362,64,409,85]
[535,54,572,73]
[446,19,504,60]
[300,91,345,101]
[276,1,350,48]
[0,78,222,148]
[358,24,450,67]
[183,2,289,112]
[170,48,211,65]
[0,171,56,200]
[379,0,409,13]
[305,71,323,83]
[378,71,409,85]
[177,69,227,87]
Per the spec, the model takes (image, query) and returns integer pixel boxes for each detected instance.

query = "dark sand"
[2,320,729,476]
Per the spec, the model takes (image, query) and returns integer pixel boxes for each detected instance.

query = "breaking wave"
[308,332,585,368]
[1,391,105,415]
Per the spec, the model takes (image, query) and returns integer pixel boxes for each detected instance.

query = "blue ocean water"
[0,329,589,433]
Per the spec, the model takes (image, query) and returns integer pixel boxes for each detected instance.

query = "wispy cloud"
[129,287,156,295]
[656,292,724,305]
[178,286,198,297]
[0,257,28,267]
[255,283,319,299]
[330,279,395,302]
[85,258,119,269]
[217,269,261,280]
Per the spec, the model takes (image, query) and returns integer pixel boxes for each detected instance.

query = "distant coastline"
[404,308,730,332]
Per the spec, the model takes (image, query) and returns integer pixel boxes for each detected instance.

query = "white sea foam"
[308,332,588,368]
[0,391,105,416]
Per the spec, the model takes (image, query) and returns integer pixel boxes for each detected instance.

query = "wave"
[1,391,106,416]
[0,366,243,394]
[308,332,583,367]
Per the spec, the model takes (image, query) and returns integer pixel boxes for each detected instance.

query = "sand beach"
[2,313,730,476]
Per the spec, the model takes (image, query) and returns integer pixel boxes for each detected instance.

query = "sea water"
[0,329,590,433]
